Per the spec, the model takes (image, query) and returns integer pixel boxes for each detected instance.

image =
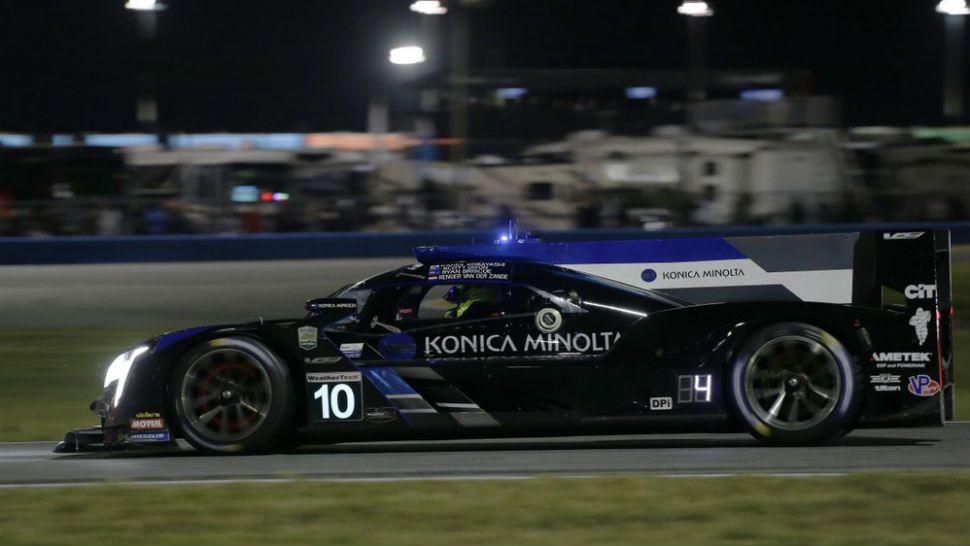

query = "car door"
[335,279,518,424]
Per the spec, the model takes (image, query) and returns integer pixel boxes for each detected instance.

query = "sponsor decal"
[307,372,363,421]
[365,406,397,424]
[313,301,357,309]
[129,430,171,442]
[870,373,901,385]
[304,356,343,365]
[307,371,362,383]
[882,232,924,240]
[874,385,901,392]
[134,411,161,419]
[658,267,745,281]
[909,307,931,345]
[649,397,673,410]
[298,326,318,351]
[130,417,165,430]
[907,374,941,397]
[904,284,937,300]
[641,268,658,282]
[339,342,364,359]
[423,331,620,356]
[872,351,933,369]
[534,307,563,334]
[427,262,509,281]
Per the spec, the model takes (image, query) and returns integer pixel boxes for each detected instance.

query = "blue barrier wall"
[1,222,968,265]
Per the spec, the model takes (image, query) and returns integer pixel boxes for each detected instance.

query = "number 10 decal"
[307,371,364,421]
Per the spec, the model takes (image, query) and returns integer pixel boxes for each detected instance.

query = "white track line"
[0,472,854,490]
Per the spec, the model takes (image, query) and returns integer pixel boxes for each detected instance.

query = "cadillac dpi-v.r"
[56,230,955,454]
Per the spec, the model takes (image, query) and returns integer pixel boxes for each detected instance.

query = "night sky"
[0,0,962,133]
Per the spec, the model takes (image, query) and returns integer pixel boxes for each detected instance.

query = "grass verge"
[0,329,156,441]
[0,473,968,546]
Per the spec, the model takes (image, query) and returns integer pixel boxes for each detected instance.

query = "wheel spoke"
[744,333,844,432]
[768,391,787,418]
[239,401,266,418]
[192,393,220,411]
[802,395,821,415]
[755,386,784,400]
[217,408,229,433]
[807,383,833,402]
[787,397,801,422]
[198,406,222,424]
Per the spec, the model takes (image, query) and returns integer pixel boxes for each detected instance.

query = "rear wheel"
[170,337,294,454]
[728,323,860,445]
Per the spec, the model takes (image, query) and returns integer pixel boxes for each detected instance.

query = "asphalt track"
[0,424,966,486]
[0,258,409,328]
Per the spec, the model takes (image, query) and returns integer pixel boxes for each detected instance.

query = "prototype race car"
[56,229,955,454]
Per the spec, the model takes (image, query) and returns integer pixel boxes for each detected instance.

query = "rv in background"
[372,129,863,230]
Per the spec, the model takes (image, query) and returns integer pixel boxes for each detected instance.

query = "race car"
[55,229,955,454]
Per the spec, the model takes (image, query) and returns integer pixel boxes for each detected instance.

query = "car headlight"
[103,345,150,406]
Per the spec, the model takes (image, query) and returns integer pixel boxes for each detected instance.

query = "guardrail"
[1,222,968,265]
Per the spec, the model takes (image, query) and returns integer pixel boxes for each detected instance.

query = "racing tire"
[727,322,861,446]
[169,337,294,454]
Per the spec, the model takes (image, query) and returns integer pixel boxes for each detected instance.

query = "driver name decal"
[424,332,620,356]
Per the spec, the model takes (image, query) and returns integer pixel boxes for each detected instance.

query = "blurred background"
[1,0,969,237]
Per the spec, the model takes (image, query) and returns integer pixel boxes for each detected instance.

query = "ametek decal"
[872,352,933,369]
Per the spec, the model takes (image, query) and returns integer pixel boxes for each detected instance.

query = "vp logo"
[907,375,941,397]
[904,284,937,300]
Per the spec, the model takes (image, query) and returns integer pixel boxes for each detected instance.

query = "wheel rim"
[180,348,273,443]
[743,335,842,431]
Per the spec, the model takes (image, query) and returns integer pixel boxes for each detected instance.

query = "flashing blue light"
[740,89,784,102]
[499,235,510,242]
[497,88,528,100]
[625,86,657,100]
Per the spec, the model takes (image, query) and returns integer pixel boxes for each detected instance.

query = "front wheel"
[170,337,294,454]
[727,322,861,445]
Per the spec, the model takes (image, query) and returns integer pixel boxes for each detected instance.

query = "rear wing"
[416,229,955,419]
[857,230,955,420]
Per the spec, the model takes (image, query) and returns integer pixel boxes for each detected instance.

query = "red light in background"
[260,192,273,202]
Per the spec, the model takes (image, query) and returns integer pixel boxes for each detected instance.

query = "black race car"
[56,229,955,454]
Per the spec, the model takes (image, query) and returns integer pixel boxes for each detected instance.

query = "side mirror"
[305,298,358,319]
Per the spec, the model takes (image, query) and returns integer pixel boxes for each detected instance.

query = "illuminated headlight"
[103,346,150,406]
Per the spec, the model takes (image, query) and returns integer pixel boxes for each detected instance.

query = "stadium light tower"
[937,0,970,15]
[679,1,713,104]
[938,0,969,122]
[389,46,427,65]
[410,1,448,15]
[677,1,713,17]
[125,0,164,11]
